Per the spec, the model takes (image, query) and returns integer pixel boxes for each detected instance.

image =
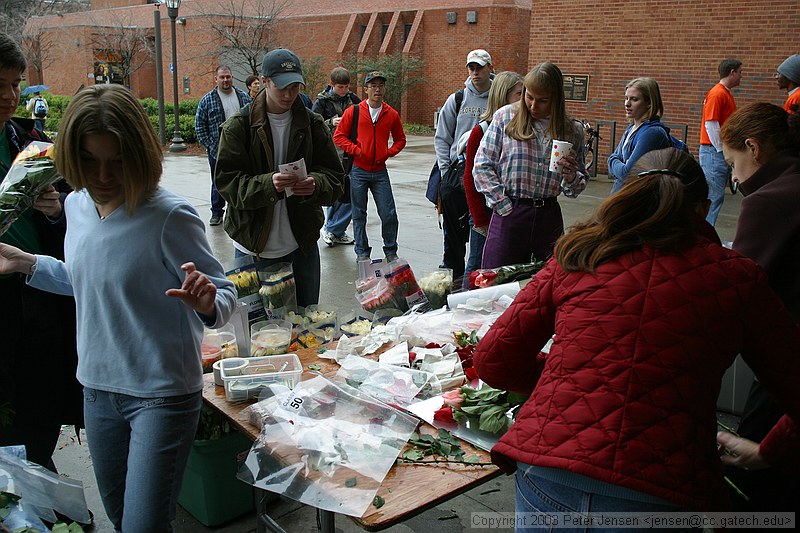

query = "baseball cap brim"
[271,72,305,90]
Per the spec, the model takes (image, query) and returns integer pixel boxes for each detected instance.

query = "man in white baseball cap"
[433,48,494,285]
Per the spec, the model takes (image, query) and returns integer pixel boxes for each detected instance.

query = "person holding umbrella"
[23,85,49,131]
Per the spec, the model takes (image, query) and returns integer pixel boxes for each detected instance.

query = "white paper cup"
[548,140,573,173]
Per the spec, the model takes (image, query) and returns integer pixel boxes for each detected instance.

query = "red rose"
[433,405,455,424]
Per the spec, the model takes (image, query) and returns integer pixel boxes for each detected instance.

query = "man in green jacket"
[216,48,344,306]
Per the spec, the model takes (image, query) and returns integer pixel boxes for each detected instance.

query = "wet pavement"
[51,136,743,532]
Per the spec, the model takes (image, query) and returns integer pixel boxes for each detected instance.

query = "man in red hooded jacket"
[333,71,406,263]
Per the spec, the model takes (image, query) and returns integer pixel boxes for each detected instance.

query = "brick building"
[27,0,800,162]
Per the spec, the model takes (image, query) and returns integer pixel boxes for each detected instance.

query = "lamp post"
[166,0,186,152]
[153,6,166,145]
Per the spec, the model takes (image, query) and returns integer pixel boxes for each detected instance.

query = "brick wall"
[528,0,800,170]
[31,0,800,154]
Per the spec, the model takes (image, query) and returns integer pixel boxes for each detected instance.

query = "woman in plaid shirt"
[473,62,587,269]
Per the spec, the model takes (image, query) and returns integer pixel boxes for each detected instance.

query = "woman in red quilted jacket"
[474,147,800,520]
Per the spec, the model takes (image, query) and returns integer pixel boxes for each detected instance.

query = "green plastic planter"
[177,431,254,526]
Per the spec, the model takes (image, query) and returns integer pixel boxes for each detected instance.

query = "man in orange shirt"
[699,58,742,225]
[776,54,800,114]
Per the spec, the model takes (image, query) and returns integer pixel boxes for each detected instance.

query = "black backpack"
[425,89,465,205]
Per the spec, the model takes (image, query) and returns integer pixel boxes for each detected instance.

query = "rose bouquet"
[433,384,528,434]
[355,275,399,313]
[468,260,547,289]
[0,141,61,237]
[383,259,429,312]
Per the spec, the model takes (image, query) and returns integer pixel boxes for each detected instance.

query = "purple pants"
[481,198,563,269]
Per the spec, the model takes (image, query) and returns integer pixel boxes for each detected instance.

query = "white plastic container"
[221,354,302,401]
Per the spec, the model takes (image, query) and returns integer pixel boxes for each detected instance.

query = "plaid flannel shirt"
[473,105,587,216]
[194,87,252,157]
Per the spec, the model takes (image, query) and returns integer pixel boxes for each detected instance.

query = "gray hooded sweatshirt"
[434,78,491,175]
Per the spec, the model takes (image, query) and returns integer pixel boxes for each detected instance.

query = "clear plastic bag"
[239,375,419,517]
[334,355,442,408]
[418,268,453,310]
[257,262,297,318]
[383,259,430,312]
[0,446,91,526]
[355,275,399,313]
[0,141,61,237]
[224,255,266,325]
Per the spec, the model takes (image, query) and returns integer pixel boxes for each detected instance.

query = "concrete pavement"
[52,136,743,532]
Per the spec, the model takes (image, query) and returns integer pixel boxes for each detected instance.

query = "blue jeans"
[515,464,684,533]
[350,165,399,258]
[83,388,201,532]
[234,246,321,307]
[324,201,352,237]
[208,154,225,217]
[699,144,730,226]
[463,223,485,289]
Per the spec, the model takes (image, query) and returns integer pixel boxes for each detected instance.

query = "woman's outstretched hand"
[0,243,36,275]
[166,262,217,318]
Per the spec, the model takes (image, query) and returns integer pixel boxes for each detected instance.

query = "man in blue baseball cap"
[215,48,345,307]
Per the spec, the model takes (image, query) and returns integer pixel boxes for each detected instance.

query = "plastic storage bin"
[221,354,302,401]
[177,431,254,526]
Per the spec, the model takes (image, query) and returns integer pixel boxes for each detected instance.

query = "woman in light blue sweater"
[607,77,672,193]
[0,85,237,532]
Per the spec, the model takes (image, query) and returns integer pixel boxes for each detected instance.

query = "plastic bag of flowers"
[382,258,430,312]
[355,275,399,314]
[257,262,297,318]
[418,268,453,310]
[0,141,61,237]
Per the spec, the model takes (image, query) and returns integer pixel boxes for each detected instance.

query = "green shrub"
[140,97,160,115]
[404,123,435,135]
[14,91,200,146]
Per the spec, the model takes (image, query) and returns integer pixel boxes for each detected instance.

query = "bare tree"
[1,0,89,82]
[87,12,155,88]
[187,0,290,77]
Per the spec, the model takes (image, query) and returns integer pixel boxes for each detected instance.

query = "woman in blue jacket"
[608,77,672,193]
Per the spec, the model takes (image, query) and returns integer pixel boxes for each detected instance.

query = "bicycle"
[581,120,602,173]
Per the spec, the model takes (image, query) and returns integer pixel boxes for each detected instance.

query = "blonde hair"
[55,85,162,215]
[625,77,664,123]
[480,71,523,122]
[505,62,577,142]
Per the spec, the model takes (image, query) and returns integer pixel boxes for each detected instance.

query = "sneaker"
[331,232,355,245]
[385,253,399,263]
[322,231,335,247]
[209,215,222,226]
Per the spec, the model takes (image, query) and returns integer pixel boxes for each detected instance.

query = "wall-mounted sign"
[564,74,589,102]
